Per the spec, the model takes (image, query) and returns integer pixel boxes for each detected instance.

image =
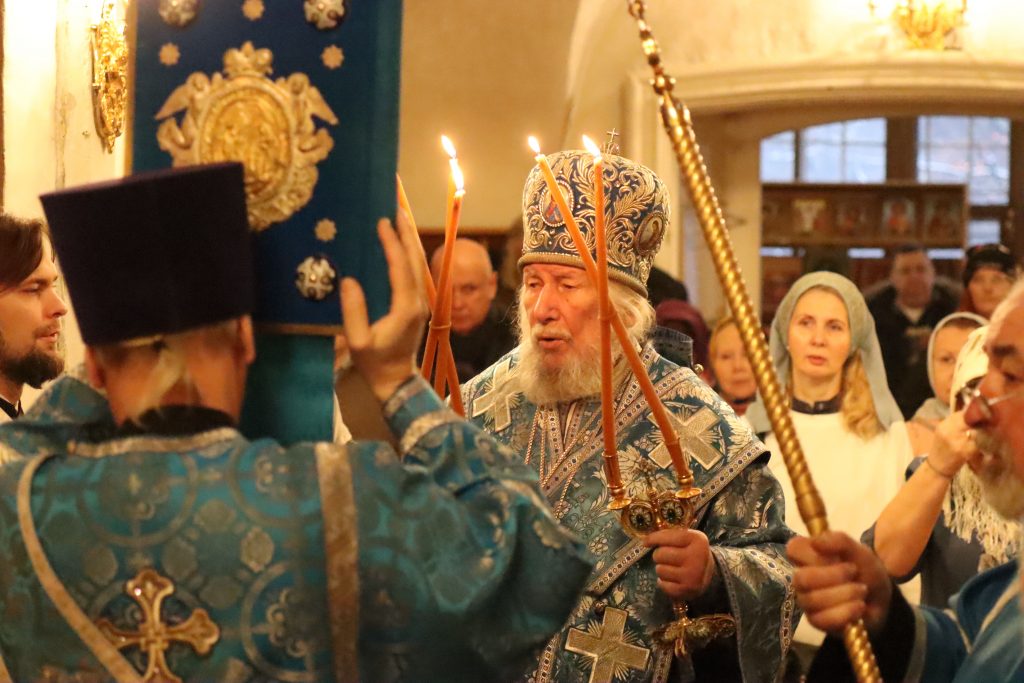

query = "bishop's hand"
[341,210,429,402]
[646,528,715,601]
[788,531,892,635]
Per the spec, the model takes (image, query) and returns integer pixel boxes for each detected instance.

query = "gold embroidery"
[381,376,427,420]
[564,607,650,683]
[399,409,459,455]
[155,42,338,231]
[90,0,128,153]
[0,442,20,466]
[158,43,181,67]
[96,568,220,683]
[315,443,359,682]
[321,45,344,70]
[69,428,239,459]
[241,0,265,21]
[0,648,11,683]
[314,218,338,242]
[18,454,140,682]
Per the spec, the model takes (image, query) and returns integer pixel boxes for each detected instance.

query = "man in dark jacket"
[868,244,959,418]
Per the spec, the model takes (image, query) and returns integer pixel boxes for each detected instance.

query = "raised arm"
[872,411,974,577]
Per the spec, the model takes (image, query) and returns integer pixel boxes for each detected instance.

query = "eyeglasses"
[958,383,1024,421]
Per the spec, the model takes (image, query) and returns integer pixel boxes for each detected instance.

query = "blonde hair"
[92,320,241,420]
[839,351,883,440]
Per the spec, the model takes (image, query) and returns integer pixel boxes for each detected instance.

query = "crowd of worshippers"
[1,155,1023,682]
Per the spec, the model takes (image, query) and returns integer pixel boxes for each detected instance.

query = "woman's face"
[930,324,974,406]
[787,288,852,385]
[711,323,756,401]
[968,265,1013,319]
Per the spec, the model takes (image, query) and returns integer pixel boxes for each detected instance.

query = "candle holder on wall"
[91,0,129,153]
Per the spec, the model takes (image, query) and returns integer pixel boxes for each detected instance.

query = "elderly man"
[462,149,795,682]
[0,164,592,682]
[429,238,515,381]
[868,244,959,418]
[791,279,1024,682]
[0,214,67,421]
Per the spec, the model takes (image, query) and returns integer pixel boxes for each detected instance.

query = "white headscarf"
[913,311,987,424]
[941,325,1021,567]
[746,271,903,434]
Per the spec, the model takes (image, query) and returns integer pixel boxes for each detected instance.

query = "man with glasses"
[789,279,1024,682]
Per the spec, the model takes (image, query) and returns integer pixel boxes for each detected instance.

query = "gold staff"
[624,2,883,681]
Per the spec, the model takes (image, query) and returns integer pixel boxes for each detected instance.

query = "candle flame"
[451,159,465,193]
[441,135,457,159]
[582,134,602,161]
[528,135,541,155]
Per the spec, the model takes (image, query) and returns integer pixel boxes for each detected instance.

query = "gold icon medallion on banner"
[155,42,339,231]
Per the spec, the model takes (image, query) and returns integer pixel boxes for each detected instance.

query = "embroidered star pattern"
[321,45,344,70]
[158,43,180,67]
[242,0,265,21]
[315,219,337,242]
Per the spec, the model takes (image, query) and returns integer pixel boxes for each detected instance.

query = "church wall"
[4,0,125,404]
[398,0,580,237]
[564,0,1024,321]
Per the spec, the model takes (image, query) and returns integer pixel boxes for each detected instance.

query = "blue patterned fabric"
[918,561,1024,682]
[520,150,669,297]
[461,345,797,682]
[0,375,592,682]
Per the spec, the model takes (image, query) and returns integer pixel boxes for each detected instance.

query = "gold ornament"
[305,0,347,30]
[90,0,129,153]
[159,0,199,27]
[242,0,265,21]
[315,218,338,242]
[159,43,181,67]
[564,607,650,683]
[321,45,344,70]
[155,42,339,231]
[96,568,220,683]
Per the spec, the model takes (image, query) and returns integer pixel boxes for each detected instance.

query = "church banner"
[128,0,402,443]
[129,0,400,330]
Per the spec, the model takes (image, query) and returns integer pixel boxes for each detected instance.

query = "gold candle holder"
[625,1,882,681]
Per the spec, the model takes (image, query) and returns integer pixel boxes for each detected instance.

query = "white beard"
[515,333,604,405]
[973,430,1024,521]
[513,303,629,405]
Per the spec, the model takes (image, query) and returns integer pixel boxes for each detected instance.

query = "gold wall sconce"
[869,0,968,50]
[91,0,129,152]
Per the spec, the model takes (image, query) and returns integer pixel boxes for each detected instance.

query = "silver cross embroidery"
[647,407,722,471]
[471,358,516,432]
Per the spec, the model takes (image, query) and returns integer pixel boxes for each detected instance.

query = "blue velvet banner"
[130,0,399,329]
[129,0,402,443]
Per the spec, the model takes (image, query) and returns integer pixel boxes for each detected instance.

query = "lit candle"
[419,138,466,413]
[582,134,620,493]
[527,136,693,495]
